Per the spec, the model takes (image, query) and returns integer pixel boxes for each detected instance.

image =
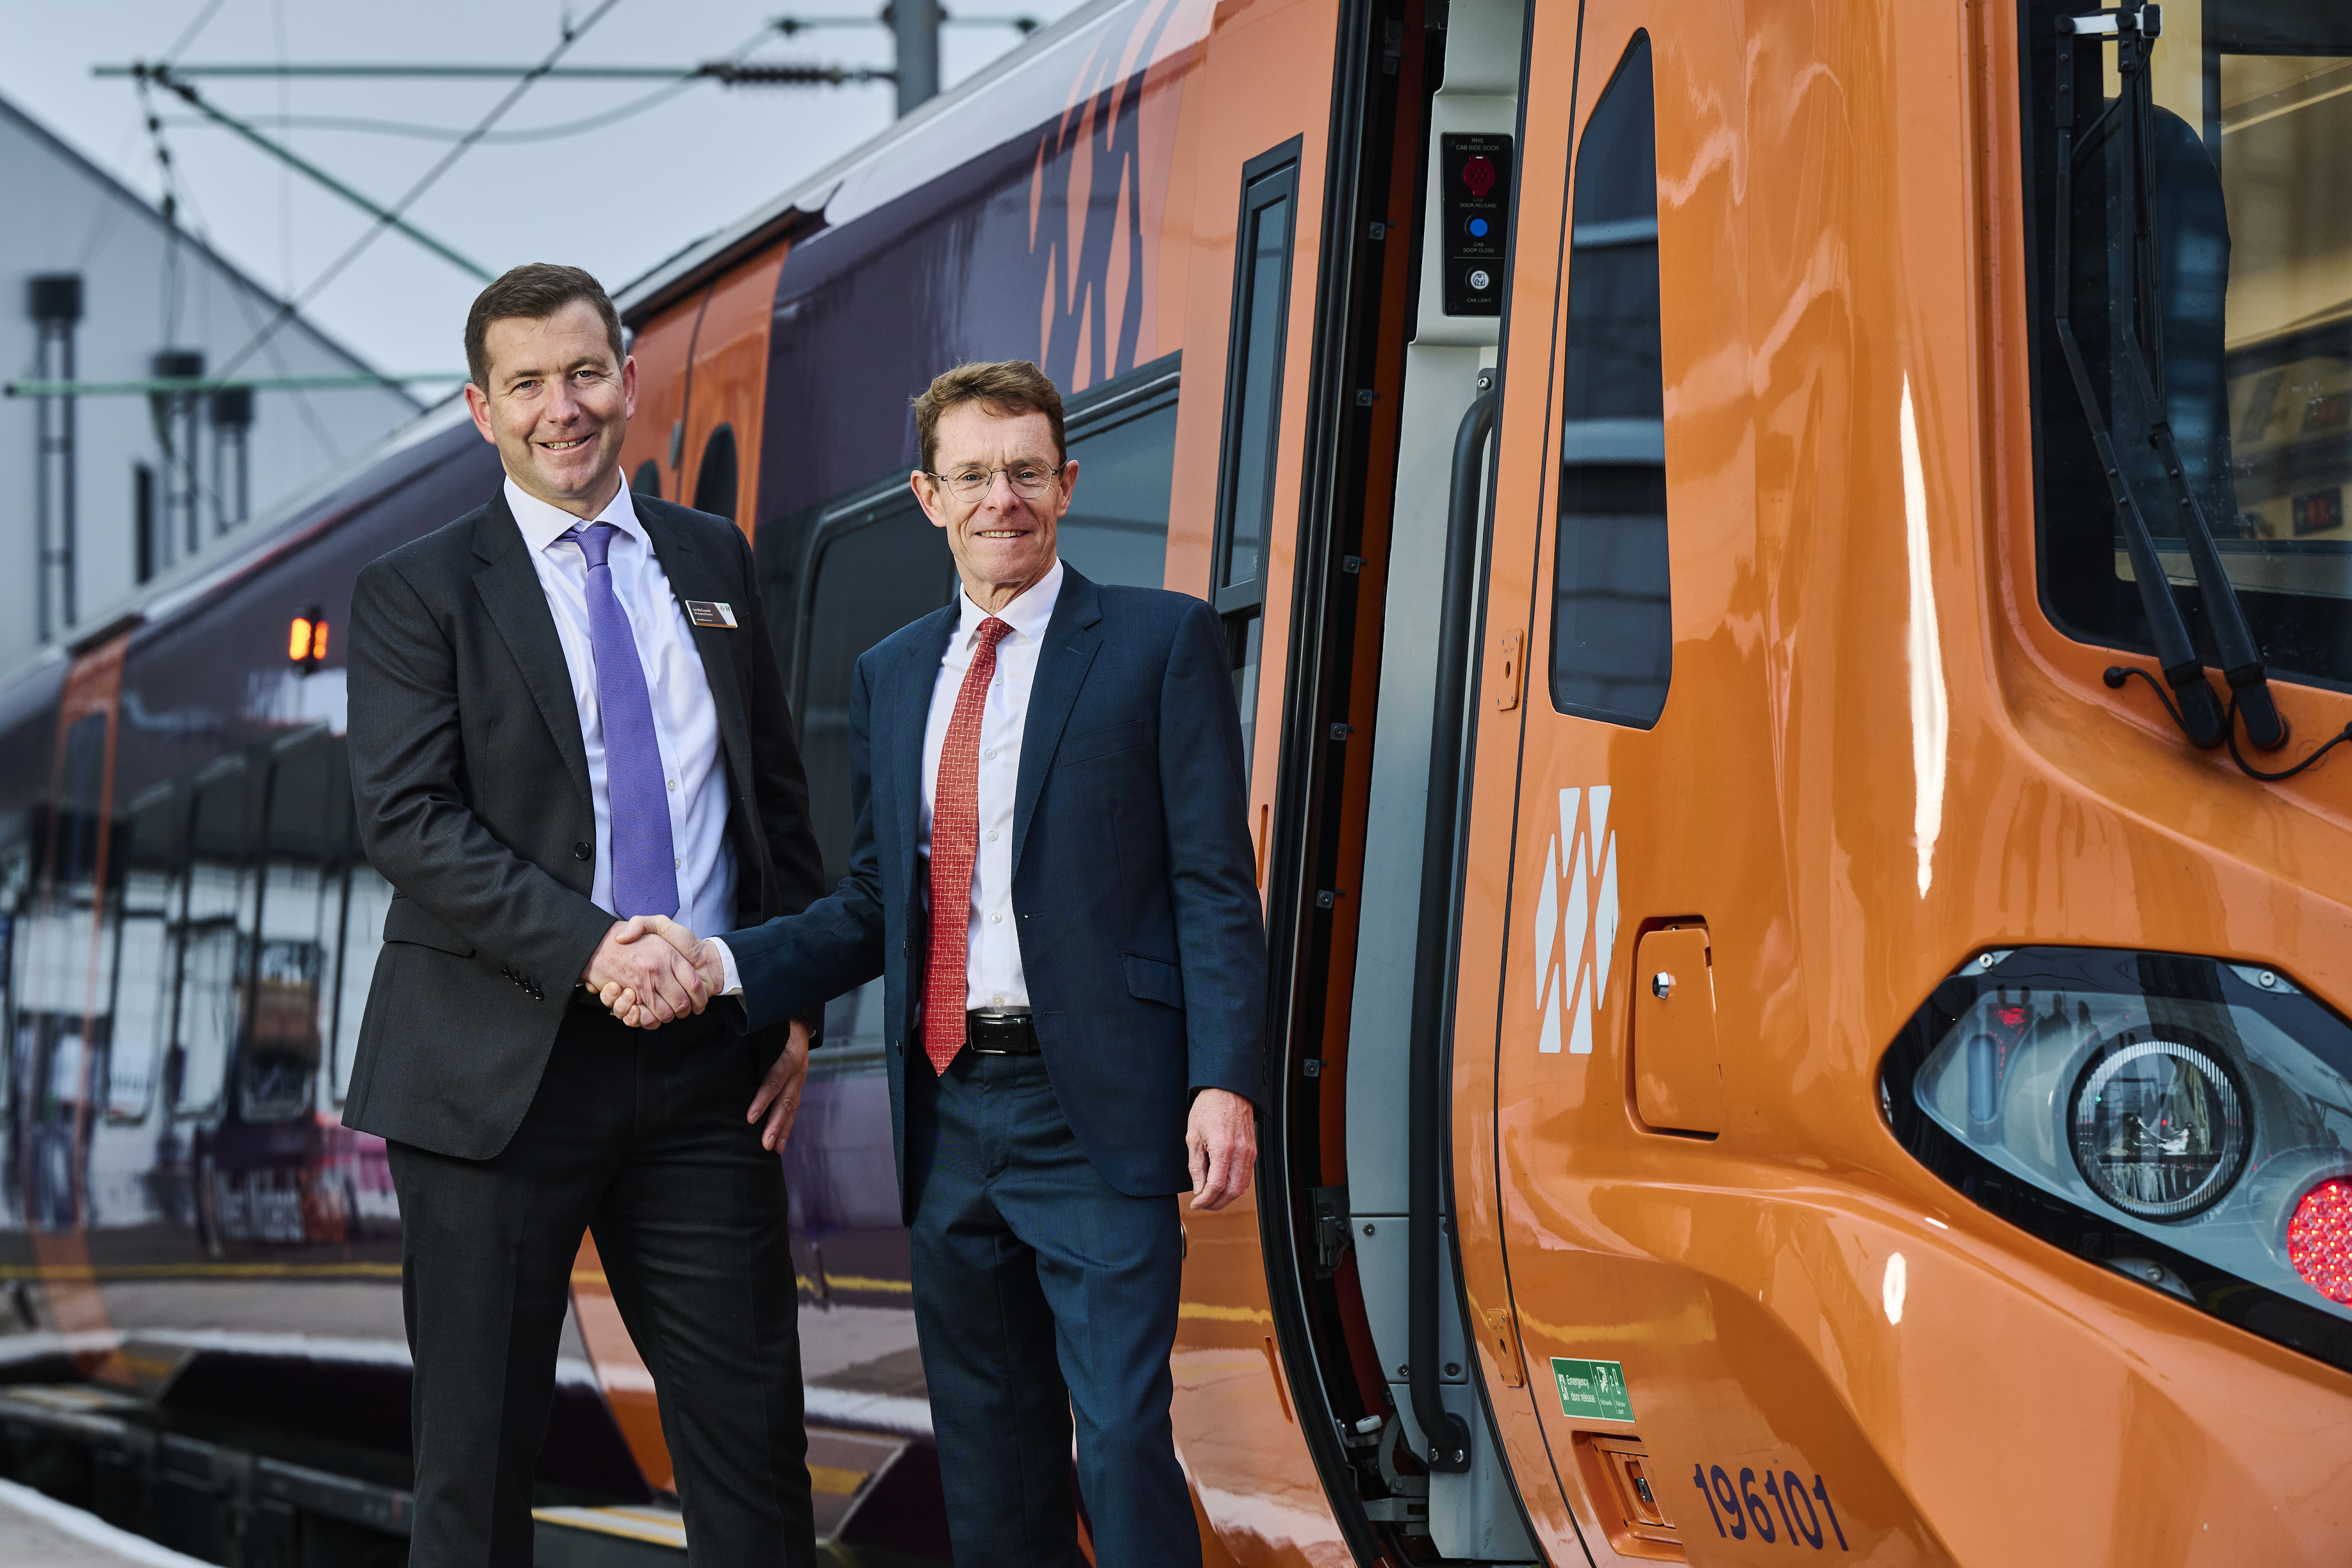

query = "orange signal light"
[289,606,328,669]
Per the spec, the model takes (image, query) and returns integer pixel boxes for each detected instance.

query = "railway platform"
[0,1476,209,1568]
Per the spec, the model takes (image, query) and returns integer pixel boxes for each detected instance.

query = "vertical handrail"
[1407,375,1496,1474]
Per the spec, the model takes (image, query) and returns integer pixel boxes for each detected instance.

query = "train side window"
[245,732,335,1122]
[1213,142,1303,760]
[693,424,740,523]
[108,782,188,1123]
[174,757,255,1119]
[324,738,383,1107]
[1549,33,1673,729]
[135,463,157,585]
[1059,355,1181,590]
[336,865,392,1106]
[55,714,106,893]
[632,459,663,502]
[795,493,957,893]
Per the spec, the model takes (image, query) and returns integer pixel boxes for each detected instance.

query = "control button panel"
[1440,131,1514,316]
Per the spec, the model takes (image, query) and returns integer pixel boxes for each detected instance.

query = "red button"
[1461,155,1496,199]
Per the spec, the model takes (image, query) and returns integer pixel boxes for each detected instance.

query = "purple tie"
[565,523,679,919]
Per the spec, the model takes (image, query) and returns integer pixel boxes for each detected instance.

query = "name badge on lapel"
[686,601,739,629]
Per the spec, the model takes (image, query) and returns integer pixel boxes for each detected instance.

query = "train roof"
[0,0,1205,702]
[613,0,1191,323]
[0,397,477,697]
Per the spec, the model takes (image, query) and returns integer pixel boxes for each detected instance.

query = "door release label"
[1552,1357,1635,1422]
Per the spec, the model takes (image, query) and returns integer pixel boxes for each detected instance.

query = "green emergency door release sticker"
[1551,1357,1634,1422]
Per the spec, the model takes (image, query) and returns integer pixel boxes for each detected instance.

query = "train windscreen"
[2026,0,2352,689]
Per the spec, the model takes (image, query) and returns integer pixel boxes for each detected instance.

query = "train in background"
[8,0,2352,1564]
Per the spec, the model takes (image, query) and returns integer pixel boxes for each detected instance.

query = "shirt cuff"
[713,936,744,998]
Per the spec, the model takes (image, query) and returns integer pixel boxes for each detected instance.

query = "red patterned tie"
[923,617,1012,1074]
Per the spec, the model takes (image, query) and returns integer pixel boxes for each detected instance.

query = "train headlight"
[2069,1037,2249,1220]
[1882,948,2352,1376]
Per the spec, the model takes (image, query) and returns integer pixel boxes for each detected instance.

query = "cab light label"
[1550,1357,1634,1421]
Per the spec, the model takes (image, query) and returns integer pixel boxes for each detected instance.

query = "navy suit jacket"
[724,565,1267,1219]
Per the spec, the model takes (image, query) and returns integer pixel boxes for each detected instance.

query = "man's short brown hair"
[465,263,625,390]
[913,360,1067,472]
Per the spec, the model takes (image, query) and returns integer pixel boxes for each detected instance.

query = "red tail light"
[2288,1178,2352,1305]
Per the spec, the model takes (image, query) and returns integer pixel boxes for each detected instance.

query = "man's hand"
[581,916,709,1028]
[642,913,728,992]
[1186,1088,1258,1212]
[745,1018,814,1151]
[593,915,728,1028]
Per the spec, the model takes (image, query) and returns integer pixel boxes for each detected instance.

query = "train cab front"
[1235,2,2352,1566]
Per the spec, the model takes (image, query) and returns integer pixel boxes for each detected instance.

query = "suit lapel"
[1011,570,1103,875]
[636,502,756,817]
[891,607,958,900]
[470,495,593,809]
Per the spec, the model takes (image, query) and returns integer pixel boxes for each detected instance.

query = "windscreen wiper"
[2052,6,2287,752]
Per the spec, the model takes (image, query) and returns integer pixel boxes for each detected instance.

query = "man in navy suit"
[606,359,1264,1567]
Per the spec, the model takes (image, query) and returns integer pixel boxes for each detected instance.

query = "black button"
[574,843,592,861]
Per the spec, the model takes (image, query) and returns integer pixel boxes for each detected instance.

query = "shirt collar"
[504,472,645,557]
[957,558,1064,647]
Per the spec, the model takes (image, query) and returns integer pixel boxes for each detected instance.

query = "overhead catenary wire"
[101,62,893,80]
[128,65,493,282]
[159,0,232,66]
[157,80,708,145]
[143,59,891,149]
[201,0,633,387]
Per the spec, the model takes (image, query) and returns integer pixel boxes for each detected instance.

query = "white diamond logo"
[1536,786,1616,1055]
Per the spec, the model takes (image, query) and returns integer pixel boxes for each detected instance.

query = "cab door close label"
[1550,1357,1634,1421]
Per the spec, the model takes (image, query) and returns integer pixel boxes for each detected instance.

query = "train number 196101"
[1689,1464,1848,1551]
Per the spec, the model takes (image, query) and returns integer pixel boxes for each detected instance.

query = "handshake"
[580,913,727,1029]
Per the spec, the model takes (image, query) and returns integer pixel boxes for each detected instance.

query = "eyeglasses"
[923,461,1068,502]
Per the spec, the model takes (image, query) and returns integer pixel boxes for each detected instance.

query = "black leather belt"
[965,1011,1040,1054]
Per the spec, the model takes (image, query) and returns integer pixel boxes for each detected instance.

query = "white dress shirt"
[712,561,1064,1008]
[706,564,1068,1006]
[506,476,740,945]
[920,559,1063,1012]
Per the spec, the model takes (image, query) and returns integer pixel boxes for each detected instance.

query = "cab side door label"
[1550,1357,1634,1421]
[1691,1463,1848,1551]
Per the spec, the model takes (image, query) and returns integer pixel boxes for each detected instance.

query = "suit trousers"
[906,1047,1198,1568]
[386,1006,813,1568]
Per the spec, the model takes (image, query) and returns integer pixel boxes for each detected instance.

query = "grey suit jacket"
[342,488,824,1160]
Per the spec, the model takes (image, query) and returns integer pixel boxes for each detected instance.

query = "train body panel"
[7,1,2352,1564]
[1463,1,2352,1564]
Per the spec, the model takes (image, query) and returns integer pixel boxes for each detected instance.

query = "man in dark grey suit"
[344,263,824,1567]
[606,361,1266,1568]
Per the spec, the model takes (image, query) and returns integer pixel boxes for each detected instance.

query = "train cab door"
[1332,0,1552,1559]
[1453,3,1870,1562]
[17,631,135,1380]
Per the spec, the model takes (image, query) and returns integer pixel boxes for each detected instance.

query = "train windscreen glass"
[2026,2,2352,688]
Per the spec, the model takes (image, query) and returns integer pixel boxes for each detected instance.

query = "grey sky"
[0,1,1086,387]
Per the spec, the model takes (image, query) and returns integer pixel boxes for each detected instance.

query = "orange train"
[3,0,2351,1563]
